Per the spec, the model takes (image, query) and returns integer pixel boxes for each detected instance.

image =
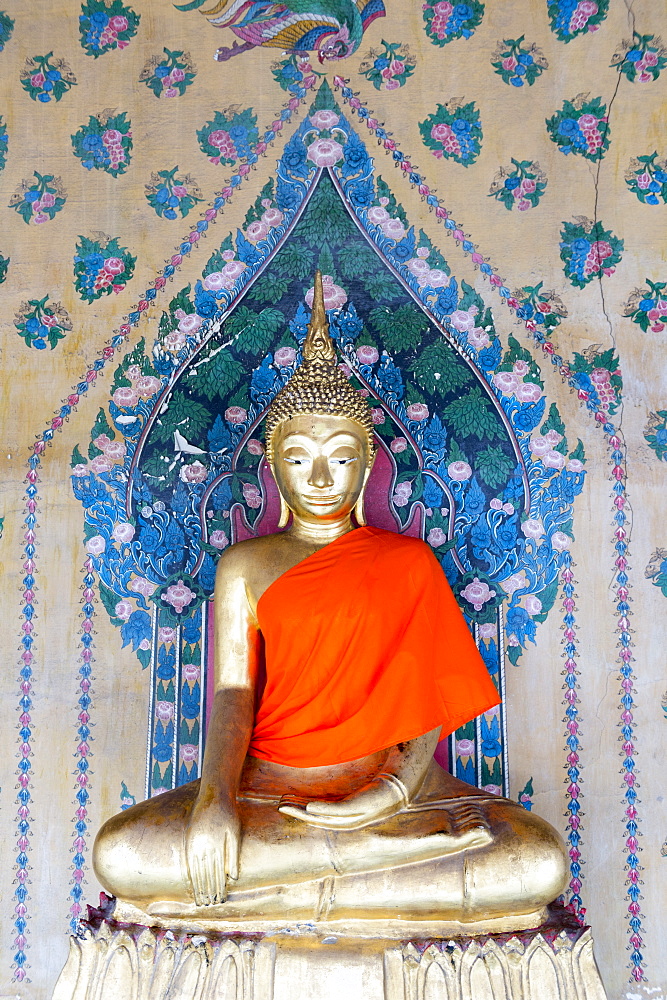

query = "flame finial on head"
[264,270,376,463]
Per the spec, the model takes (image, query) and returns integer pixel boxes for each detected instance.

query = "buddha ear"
[277,490,291,530]
[354,459,374,527]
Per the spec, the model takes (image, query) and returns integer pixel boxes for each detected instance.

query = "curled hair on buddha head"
[264,270,377,467]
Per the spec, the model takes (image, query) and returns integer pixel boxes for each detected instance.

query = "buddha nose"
[309,455,334,489]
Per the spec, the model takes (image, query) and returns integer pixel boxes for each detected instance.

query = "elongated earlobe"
[353,490,366,527]
[277,489,290,529]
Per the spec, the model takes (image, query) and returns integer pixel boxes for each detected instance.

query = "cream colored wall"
[0,1,665,998]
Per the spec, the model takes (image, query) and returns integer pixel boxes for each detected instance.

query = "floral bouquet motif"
[0,9,14,51]
[560,217,623,287]
[197,107,258,166]
[359,39,416,91]
[20,52,76,102]
[139,46,196,99]
[625,151,667,205]
[420,100,482,166]
[145,167,203,220]
[304,108,348,168]
[71,110,132,175]
[611,32,667,83]
[9,171,66,225]
[14,296,72,350]
[0,116,8,172]
[489,159,547,212]
[272,52,321,96]
[491,36,548,87]
[644,417,667,464]
[512,282,567,334]
[74,234,136,302]
[422,1,485,45]
[0,253,8,284]
[546,94,610,160]
[623,278,667,333]
[79,0,140,57]
[547,0,609,42]
[569,345,622,415]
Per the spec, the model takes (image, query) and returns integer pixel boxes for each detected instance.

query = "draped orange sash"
[250,526,500,767]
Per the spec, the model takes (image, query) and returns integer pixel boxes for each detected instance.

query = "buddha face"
[271,414,372,524]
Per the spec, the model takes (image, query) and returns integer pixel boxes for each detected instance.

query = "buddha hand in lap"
[93,272,568,927]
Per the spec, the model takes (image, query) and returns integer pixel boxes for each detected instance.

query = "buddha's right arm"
[185,555,260,904]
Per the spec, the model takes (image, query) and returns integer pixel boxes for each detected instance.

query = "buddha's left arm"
[278,727,441,830]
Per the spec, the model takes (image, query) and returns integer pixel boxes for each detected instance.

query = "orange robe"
[250,526,500,767]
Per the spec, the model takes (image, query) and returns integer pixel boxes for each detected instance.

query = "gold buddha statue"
[93,272,568,929]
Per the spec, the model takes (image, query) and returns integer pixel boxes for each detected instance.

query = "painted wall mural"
[0,2,665,999]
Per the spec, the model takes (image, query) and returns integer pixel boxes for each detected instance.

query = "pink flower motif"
[431,122,453,142]
[246,438,264,455]
[468,327,490,350]
[221,249,235,262]
[180,744,199,763]
[225,405,247,424]
[94,433,112,452]
[242,482,262,509]
[390,436,408,454]
[309,109,340,130]
[551,531,571,552]
[517,199,531,211]
[125,364,141,381]
[305,275,347,310]
[479,622,497,639]
[71,464,89,477]
[180,460,208,484]
[178,313,203,335]
[380,217,407,241]
[103,129,122,143]
[356,345,379,365]
[203,271,226,291]
[638,71,652,83]
[590,367,610,385]
[112,522,135,544]
[503,502,515,514]
[221,260,246,283]
[567,458,585,473]
[489,498,503,510]
[521,178,536,193]
[492,371,521,395]
[162,580,196,614]
[423,268,450,288]
[406,402,429,421]
[33,212,49,224]
[103,257,125,276]
[85,535,106,556]
[406,257,430,275]
[636,172,651,190]
[90,455,113,474]
[135,375,162,398]
[209,529,229,550]
[502,56,517,71]
[42,313,58,327]
[544,430,563,447]
[172,186,188,198]
[514,381,543,403]
[40,192,55,208]
[578,113,598,129]
[483,784,502,796]
[449,309,476,333]
[435,1,453,11]
[528,436,550,457]
[105,440,127,462]
[208,129,231,149]
[524,594,543,615]
[170,67,185,83]
[371,407,385,424]
[158,626,177,644]
[245,220,270,243]
[138,638,151,651]
[114,599,133,621]
[128,576,157,598]
[456,738,475,757]
[339,363,353,377]
[31,72,46,87]
[164,330,187,352]
[183,663,200,683]
[385,78,400,90]
[448,460,472,481]
[502,571,528,595]
[306,137,344,167]
[112,386,139,409]
[427,527,448,547]
[261,207,283,227]
[367,205,390,225]
[390,59,405,75]
[521,517,545,540]
[460,577,496,612]
[643,51,658,66]
[109,14,128,30]
[393,481,413,507]
[543,450,566,470]
[155,701,174,722]
[274,346,297,367]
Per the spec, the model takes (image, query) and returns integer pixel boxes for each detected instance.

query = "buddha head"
[265,271,376,527]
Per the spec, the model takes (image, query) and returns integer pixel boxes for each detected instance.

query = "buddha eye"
[283,457,308,465]
[331,457,357,465]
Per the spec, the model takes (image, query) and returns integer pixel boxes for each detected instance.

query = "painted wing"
[356,0,385,30]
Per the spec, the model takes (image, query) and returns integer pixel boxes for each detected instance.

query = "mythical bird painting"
[174,0,386,62]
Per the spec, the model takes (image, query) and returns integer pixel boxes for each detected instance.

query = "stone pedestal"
[52,897,607,1000]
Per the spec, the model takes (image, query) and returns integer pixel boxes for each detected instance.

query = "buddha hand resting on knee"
[93,272,568,925]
